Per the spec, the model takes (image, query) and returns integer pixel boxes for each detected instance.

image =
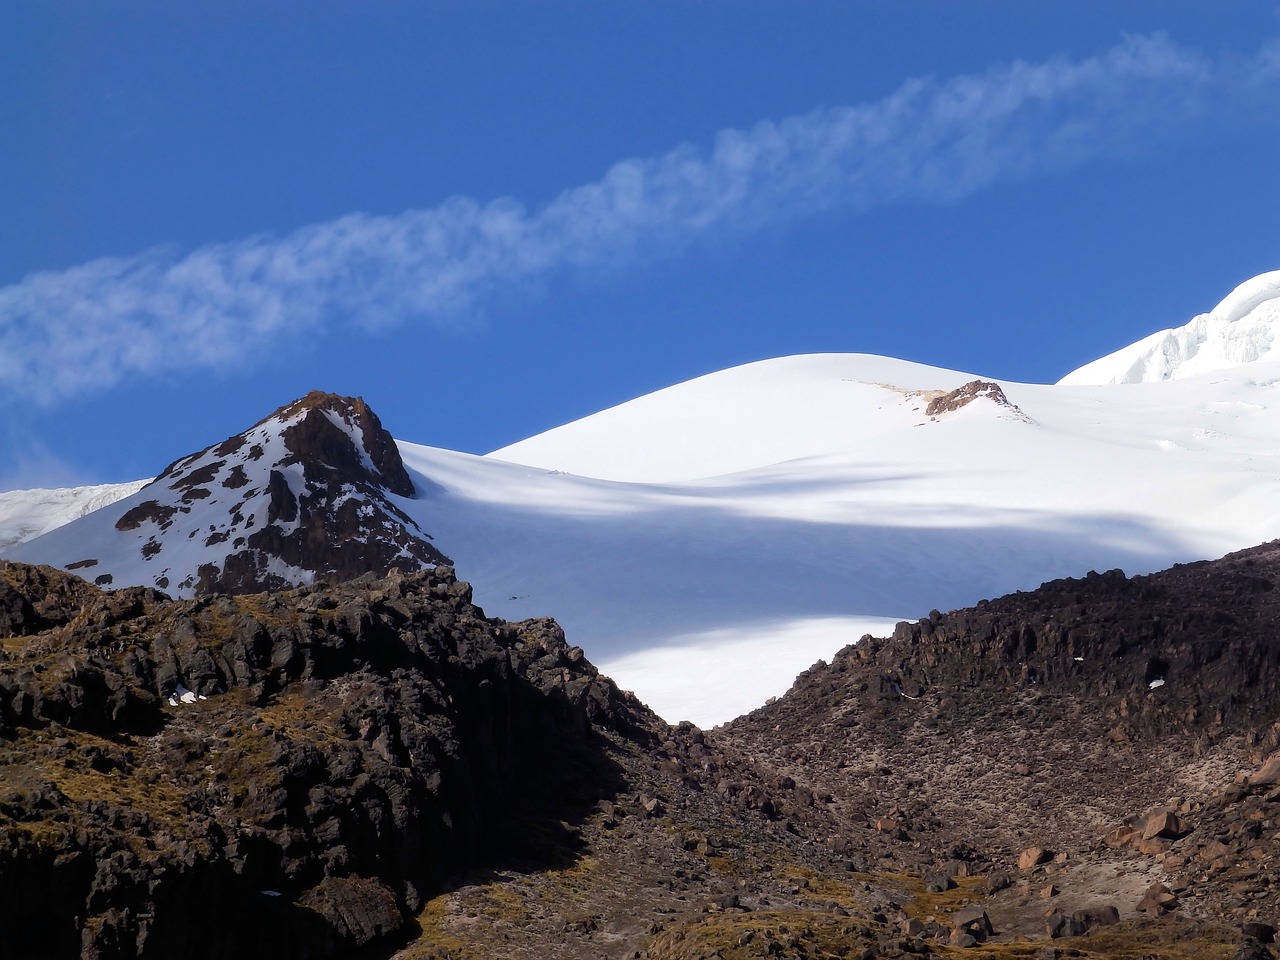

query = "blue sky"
[2,1,1278,490]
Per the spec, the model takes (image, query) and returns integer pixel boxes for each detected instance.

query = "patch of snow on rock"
[168,683,205,705]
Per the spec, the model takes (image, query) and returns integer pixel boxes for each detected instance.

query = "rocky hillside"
[6,392,448,596]
[0,559,645,958]
[0,560,907,960]
[7,542,1280,959]
[723,540,1280,948]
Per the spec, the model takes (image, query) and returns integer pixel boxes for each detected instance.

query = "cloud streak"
[1,32,1271,402]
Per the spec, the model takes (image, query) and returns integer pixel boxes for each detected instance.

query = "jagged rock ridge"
[0,559,645,959]
[723,540,1280,938]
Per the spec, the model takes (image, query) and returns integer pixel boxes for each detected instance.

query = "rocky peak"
[272,391,415,497]
[14,392,448,598]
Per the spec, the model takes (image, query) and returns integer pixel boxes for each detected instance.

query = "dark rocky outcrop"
[273,391,416,498]
[0,560,643,959]
[0,562,101,637]
[724,540,1280,936]
[844,544,1280,744]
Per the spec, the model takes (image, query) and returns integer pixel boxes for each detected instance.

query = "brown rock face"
[1018,846,1052,870]
[925,379,1028,419]
[0,563,100,637]
[275,391,415,497]
[1141,809,1188,841]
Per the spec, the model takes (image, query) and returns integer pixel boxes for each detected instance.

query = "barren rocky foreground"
[4,544,1280,958]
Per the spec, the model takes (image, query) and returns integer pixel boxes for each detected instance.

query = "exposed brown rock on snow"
[924,379,1028,419]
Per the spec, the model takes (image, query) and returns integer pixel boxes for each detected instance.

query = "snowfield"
[7,271,1280,726]
[402,350,1280,725]
[0,481,150,554]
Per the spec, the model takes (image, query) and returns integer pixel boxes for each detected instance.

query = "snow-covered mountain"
[1058,270,1280,385]
[423,354,1280,725]
[6,391,447,595]
[6,270,1280,726]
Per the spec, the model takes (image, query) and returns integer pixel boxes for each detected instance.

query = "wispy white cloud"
[0,32,1271,403]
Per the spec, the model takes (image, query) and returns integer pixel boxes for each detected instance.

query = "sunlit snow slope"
[1059,271,1280,385]
[417,342,1280,723]
[0,481,150,554]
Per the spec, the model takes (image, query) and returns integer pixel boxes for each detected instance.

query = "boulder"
[1137,881,1178,915]
[1135,836,1171,857]
[1072,905,1120,929]
[1018,846,1052,870]
[982,872,1011,894]
[951,906,993,939]
[1244,922,1277,944]
[1249,753,1280,788]
[1046,911,1087,939]
[1142,808,1189,840]
[923,871,956,894]
[1233,942,1278,960]
[1104,823,1142,848]
[298,877,405,947]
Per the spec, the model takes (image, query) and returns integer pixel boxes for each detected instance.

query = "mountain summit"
[1060,270,1280,385]
[8,391,448,596]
